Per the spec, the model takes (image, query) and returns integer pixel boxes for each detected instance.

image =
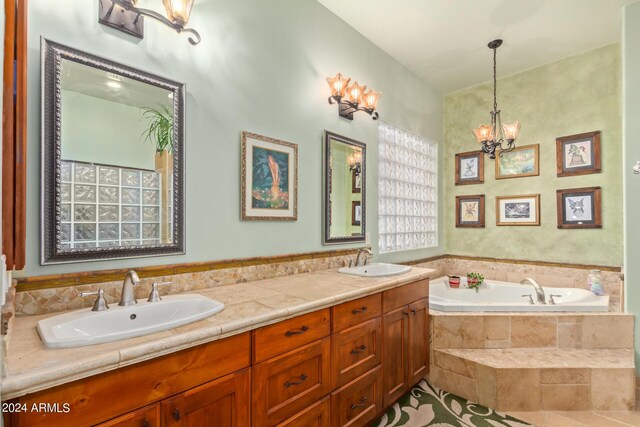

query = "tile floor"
[508,409,640,426]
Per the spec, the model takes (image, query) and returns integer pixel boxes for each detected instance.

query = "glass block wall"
[59,160,163,249]
[378,121,438,253]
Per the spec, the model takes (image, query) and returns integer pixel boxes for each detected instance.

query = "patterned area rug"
[373,380,533,427]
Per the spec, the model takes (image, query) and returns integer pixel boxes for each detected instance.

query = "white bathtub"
[429,277,609,312]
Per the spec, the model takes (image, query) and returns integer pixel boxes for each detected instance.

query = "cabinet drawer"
[253,309,330,363]
[253,338,331,427]
[331,294,381,333]
[383,280,429,313]
[331,317,382,388]
[275,397,330,427]
[95,404,159,427]
[330,366,382,427]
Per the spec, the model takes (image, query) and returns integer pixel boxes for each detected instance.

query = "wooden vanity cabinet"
[5,333,251,427]
[7,278,430,427]
[381,280,429,407]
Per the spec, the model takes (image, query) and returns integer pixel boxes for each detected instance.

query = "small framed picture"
[352,201,362,226]
[556,131,601,177]
[496,194,540,226]
[455,151,484,185]
[352,171,361,193]
[455,195,485,228]
[495,144,539,179]
[556,187,602,229]
[241,131,298,221]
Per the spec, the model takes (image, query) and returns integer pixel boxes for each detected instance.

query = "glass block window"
[378,121,438,253]
[60,160,162,249]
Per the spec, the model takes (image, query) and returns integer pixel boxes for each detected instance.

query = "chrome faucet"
[354,248,373,267]
[520,278,546,304]
[119,270,140,306]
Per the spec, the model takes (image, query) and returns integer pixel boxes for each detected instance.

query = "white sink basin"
[338,263,412,277]
[37,294,224,349]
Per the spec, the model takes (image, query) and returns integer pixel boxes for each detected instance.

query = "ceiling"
[316,0,636,94]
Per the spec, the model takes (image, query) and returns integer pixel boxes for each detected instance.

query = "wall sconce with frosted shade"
[327,73,381,120]
[347,149,363,175]
[99,0,201,45]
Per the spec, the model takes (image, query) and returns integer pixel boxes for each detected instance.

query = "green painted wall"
[61,91,157,170]
[19,0,443,276]
[444,44,622,267]
[623,1,640,373]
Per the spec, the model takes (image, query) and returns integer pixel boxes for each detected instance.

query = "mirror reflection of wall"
[324,131,366,244]
[329,142,362,237]
[42,39,185,264]
[58,59,175,249]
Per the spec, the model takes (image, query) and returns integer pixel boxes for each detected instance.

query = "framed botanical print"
[556,187,602,229]
[495,144,539,179]
[496,194,540,226]
[455,151,484,185]
[455,195,485,228]
[351,201,362,226]
[241,131,298,221]
[556,131,601,177]
[352,171,361,193]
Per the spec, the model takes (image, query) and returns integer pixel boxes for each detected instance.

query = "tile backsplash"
[13,254,623,316]
[15,252,355,316]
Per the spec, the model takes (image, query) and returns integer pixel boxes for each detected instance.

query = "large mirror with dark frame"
[41,39,185,264]
[323,131,366,244]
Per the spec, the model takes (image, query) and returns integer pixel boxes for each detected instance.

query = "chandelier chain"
[493,46,498,116]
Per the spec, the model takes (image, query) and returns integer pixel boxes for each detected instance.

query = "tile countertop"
[1,267,434,400]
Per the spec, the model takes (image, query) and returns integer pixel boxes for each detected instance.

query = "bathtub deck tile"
[510,315,557,348]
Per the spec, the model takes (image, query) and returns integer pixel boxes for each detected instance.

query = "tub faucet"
[354,248,373,267]
[119,270,140,306]
[520,278,546,304]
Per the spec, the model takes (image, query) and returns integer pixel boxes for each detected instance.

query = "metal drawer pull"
[351,396,368,409]
[284,374,308,388]
[351,306,368,315]
[172,408,181,421]
[285,326,309,337]
[351,345,367,355]
[403,311,409,317]
[411,309,417,315]
[142,421,150,427]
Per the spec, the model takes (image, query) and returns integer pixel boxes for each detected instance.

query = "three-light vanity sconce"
[99,0,201,45]
[326,73,381,120]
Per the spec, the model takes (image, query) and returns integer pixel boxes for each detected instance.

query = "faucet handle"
[80,289,109,311]
[521,294,535,305]
[548,294,562,305]
[147,281,172,302]
[348,259,354,268]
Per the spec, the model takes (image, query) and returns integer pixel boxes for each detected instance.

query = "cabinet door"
[94,404,160,427]
[407,298,429,386]
[253,338,331,427]
[276,397,330,427]
[162,368,250,427]
[382,306,409,407]
[331,317,382,389]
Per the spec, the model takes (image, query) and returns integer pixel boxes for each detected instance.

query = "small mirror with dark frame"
[323,131,366,244]
[41,39,185,264]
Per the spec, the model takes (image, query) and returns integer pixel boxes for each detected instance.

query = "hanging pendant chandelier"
[473,39,520,159]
